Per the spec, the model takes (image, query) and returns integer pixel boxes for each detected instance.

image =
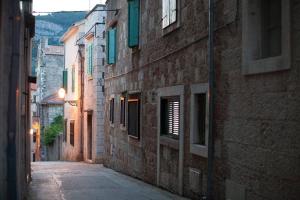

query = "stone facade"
[36,38,64,160]
[0,0,34,198]
[104,0,300,200]
[82,5,106,163]
[60,5,107,163]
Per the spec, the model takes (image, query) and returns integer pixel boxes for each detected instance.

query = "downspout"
[207,0,215,199]
[78,45,84,160]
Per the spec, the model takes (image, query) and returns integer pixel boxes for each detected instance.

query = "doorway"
[87,112,93,160]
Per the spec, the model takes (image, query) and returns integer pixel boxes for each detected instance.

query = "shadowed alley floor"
[28,162,189,200]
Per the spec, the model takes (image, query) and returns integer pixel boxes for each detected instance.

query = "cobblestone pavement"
[28,162,189,200]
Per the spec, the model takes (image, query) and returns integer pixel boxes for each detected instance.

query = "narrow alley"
[1,0,300,199]
[28,162,188,200]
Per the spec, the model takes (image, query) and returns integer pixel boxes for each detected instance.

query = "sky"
[33,0,106,13]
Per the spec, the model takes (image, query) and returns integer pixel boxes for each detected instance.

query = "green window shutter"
[87,45,90,75]
[128,0,140,47]
[63,70,68,92]
[108,28,116,64]
[71,68,75,92]
[90,44,93,75]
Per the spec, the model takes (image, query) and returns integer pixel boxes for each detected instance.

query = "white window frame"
[190,83,209,157]
[162,0,179,29]
[242,0,291,75]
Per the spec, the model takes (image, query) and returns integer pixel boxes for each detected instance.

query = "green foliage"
[44,115,63,146]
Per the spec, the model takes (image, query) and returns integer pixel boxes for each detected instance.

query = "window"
[32,95,36,103]
[101,45,105,52]
[71,67,75,92]
[120,95,126,127]
[64,119,67,142]
[109,98,114,124]
[107,27,117,64]
[128,0,140,47]
[242,0,291,75]
[162,0,177,28]
[128,93,140,138]
[70,121,74,146]
[87,44,93,76]
[190,83,209,157]
[63,70,68,92]
[261,0,281,59]
[102,31,105,39]
[161,96,180,139]
[33,131,36,143]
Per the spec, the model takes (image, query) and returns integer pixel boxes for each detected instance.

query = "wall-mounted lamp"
[58,88,78,106]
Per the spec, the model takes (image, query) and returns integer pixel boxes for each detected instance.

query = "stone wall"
[213,0,300,199]
[83,5,106,163]
[0,0,32,198]
[104,0,300,200]
[47,134,62,161]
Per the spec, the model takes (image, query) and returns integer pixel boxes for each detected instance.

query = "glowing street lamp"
[58,88,66,99]
[58,87,77,106]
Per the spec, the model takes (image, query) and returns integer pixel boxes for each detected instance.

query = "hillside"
[32,12,86,75]
[34,11,86,44]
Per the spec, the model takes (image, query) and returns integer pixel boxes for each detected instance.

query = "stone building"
[0,0,34,198]
[36,38,64,159]
[60,5,106,163]
[30,83,41,162]
[82,4,106,163]
[104,0,300,200]
[60,20,85,161]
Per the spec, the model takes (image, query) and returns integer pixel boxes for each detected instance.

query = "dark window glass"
[110,98,114,124]
[64,119,67,142]
[33,132,36,143]
[196,94,206,145]
[128,94,140,138]
[70,121,75,146]
[120,96,126,126]
[261,0,281,58]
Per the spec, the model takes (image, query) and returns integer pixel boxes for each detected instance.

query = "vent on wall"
[189,168,202,194]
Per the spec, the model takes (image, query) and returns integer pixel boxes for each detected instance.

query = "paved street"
[28,162,188,200]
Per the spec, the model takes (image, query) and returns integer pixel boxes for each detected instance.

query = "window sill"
[162,21,180,36]
[160,135,179,150]
[128,135,141,147]
[88,76,93,80]
[110,123,114,128]
[190,144,208,158]
[128,135,139,140]
[242,55,290,75]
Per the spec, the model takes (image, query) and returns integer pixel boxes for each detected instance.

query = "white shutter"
[162,0,170,28]
[170,0,177,24]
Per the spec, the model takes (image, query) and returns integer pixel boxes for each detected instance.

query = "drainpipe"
[207,0,215,199]
[78,45,84,160]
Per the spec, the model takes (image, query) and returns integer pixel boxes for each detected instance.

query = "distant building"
[36,38,64,160]
[60,20,85,161]
[104,0,300,200]
[30,83,41,162]
[60,4,106,163]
